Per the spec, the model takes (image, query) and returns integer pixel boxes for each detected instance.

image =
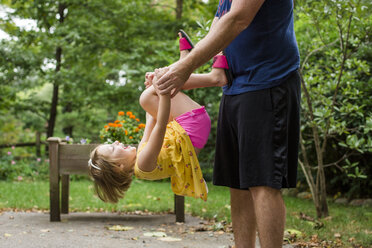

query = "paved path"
[0,211,295,248]
[0,211,235,248]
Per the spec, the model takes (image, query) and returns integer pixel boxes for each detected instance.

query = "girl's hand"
[144,72,155,88]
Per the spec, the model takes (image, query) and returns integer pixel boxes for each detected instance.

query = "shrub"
[0,149,49,181]
[99,111,145,144]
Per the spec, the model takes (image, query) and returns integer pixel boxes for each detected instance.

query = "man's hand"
[153,67,171,96]
[154,60,193,98]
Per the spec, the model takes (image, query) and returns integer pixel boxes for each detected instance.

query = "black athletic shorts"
[213,70,301,189]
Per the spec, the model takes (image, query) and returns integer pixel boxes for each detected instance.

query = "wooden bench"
[47,137,185,222]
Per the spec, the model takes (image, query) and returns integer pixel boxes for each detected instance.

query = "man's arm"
[155,0,265,96]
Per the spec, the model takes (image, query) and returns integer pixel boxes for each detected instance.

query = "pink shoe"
[212,54,233,87]
[179,29,194,51]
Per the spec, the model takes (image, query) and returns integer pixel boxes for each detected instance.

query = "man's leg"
[230,188,257,248]
[249,186,286,248]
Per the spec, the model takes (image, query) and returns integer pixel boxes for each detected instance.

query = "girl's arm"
[136,92,171,172]
[137,112,156,150]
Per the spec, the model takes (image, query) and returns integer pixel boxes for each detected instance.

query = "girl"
[88,31,230,203]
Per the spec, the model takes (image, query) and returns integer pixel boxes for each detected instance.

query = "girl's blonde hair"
[88,145,133,203]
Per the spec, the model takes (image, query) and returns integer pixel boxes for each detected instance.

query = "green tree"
[296,0,371,218]
[0,0,181,142]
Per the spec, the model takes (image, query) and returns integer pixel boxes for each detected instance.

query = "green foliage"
[0,0,180,140]
[0,150,49,181]
[296,0,372,197]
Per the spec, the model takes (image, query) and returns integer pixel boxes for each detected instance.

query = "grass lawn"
[0,179,371,246]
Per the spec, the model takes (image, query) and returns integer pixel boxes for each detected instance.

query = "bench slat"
[59,144,99,159]
[58,144,98,174]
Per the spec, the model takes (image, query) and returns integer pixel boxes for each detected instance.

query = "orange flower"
[130,115,135,119]
[108,123,115,127]
[104,125,108,129]
[117,124,123,127]
[118,111,124,116]
[129,136,133,139]
[125,130,128,135]
[135,128,139,133]
[114,120,120,124]
[126,111,133,116]
[136,118,140,122]
[138,123,146,128]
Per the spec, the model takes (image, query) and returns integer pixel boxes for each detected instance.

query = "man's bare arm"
[155,0,266,96]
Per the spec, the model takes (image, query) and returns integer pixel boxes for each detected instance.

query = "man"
[155,0,300,247]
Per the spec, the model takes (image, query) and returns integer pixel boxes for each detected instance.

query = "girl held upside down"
[88,31,230,203]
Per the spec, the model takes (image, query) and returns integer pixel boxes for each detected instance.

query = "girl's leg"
[178,32,227,89]
[139,86,203,154]
[139,85,201,121]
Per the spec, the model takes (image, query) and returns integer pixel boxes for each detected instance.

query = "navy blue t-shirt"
[215,0,300,95]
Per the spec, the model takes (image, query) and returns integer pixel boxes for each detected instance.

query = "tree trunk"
[47,3,66,138]
[176,0,183,20]
[47,75,60,138]
[36,131,41,157]
[299,72,330,219]
[319,162,329,217]
[62,102,73,138]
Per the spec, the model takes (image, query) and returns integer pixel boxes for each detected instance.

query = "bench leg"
[50,175,60,221]
[61,175,70,214]
[49,138,60,221]
[174,194,185,222]
[49,161,60,220]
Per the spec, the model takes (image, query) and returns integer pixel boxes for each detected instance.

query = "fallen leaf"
[106,225,134,231]
[334,233,341,238]
[213,222,224,231]
[40,229,50,233]
[348,237,355,242]
[4,233,12,237]
[285,229,303,237]
[143,232,167,237]
[158,237,182,242]
[195,226,208,232]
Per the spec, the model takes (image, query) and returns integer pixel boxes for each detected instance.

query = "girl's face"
[98,141,137,171]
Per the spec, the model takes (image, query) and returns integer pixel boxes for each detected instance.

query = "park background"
[0,0,371,247]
